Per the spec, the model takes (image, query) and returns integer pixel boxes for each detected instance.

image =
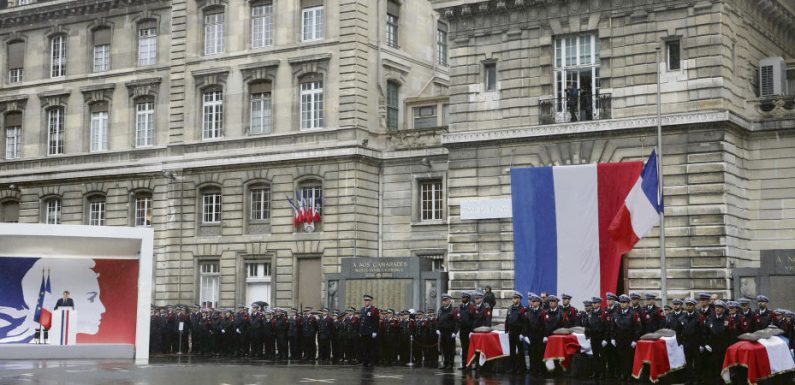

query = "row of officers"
[504,291,794,385]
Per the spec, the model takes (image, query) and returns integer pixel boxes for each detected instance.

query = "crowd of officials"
[149,287,794,384]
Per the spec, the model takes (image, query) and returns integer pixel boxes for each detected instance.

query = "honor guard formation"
[149,290,795,384]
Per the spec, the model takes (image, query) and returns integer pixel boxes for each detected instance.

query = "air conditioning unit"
[759,57,787,97]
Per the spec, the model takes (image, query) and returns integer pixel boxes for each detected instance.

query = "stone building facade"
[433,0,795,310]
[0,0,453,310]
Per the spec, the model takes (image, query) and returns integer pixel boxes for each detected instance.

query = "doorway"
[297,257,322,309]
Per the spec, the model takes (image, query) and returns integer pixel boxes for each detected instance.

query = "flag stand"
[656,47,668,306]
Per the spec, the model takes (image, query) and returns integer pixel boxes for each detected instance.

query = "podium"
[50,307,78,345]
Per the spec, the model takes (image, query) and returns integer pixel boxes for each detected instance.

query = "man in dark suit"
[358,294,380,367]
[54,291,74,309]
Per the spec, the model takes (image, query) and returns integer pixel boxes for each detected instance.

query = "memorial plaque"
[345,279,411,310]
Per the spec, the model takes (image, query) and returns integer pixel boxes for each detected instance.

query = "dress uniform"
[611,295,641,381]
[604,292,620,379]
[423,310,439,368]
[302,307,318,361]
[504,291,528,374]
[177,306,191,354]
[665,298,685,330]
[383,309,401,365]
[250,305,265,358]
[525,293,546,375]
[345,308,360,364]
[560,293,579,328]
[578,300,592,328]
[703,300,734,385]
[753,295,777,331]
[190,306,201,354]
[222,310,235,356]
[316,308,333,362]
[164,306,177,354]
[331,311,343,363]
[642,293,665,334]
[698,292,714,319]
[543,295,564,336]
[359,294,380,367]
[629,292,643,318]
[455,292,475,370]
[287,309,302,360]
[584,297,609,379]
[437,294,457,370]
[263,310,276,360]
[677,298,704,385]
[274,309,289,360]
[150,307,162,354]
[472,290,493,328]
[727,301,749,343]
[412,311,426,366]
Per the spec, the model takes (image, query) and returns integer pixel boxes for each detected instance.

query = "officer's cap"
[363,294,374,300]
[442,293,453,300]
[684,298,697,305]
[547,295,559,302]
[727,301,740,308]
[461,291,471,299]
[528,293,541,302]
[303,306,313,311]
[618,295,631,303]
[664,305,672,310]
[672,298,683,305]
[320,307,329,312]
[592,296,603,303]
[348,307,357,312]
[645,293,657,300]
[251,303,260,309]
[416,310,425,315]
[561,293,572,300]
[583,300,593,306]
[426,308,435,314]
[756,295,769,303]
[738,298,751,305]
[512,291,523,299]
[606,292,618,300]
[630,292,641,300]
[237,304,246,308]
[698,292,711,300]
[714,300,727,308]
[473,290,484,298]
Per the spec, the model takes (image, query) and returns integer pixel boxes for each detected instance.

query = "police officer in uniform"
[584,296,610,380]
[665,298,684,330]
[263,309,276,360]
[234,304,250,357]
[436,293,457,370]
[525,293,546,376]
[579,300,593,328]
[288,308,302,360]
[754,295,777,331]
[302,307,318,361]
[642,293,664,334]
[504,291,528,374]
[560,293,579,328]
[345,307,360,364]
[611,295,641,381]
[738,298,756,332]
[472,290,492,328]
[698,292,714,319]
[455,292,475,370]
[359,294,380,367]
[677,298,704,385]
[274,309,289,360]
[317,308,333,362]
[250,304,265,358]
[703,300,734,385]
[603,292,620,379]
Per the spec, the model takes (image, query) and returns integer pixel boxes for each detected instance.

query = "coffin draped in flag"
[632,336,686,382]
[511,160,643,302]
[722,336,795,385]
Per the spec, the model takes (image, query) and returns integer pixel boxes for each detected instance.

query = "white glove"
[221,330,226,334]
[705,345,712,353]
[790,349,794,357]
[699,346,705,353]
[631,341,636,348]
[436,330,441,336]
[543,337,548,343]
[371,332,377,338]
[236,328,241,334]
[519,334,525,340]
[601,340,608,348]
[523,336,530,344]
[611,339,616,346]
[453,332,459,338]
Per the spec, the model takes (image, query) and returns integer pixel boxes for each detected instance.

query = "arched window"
[249,81,272,135]
[42,196,62,224]
[86,194,106,226]
[133,191,153,227]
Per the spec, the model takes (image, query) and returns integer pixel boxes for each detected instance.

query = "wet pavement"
[0,356,613,385]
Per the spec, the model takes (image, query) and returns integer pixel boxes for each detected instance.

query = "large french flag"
[608,150,663,255]
[511,160,643,304]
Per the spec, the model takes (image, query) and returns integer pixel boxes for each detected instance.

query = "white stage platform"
[0,344,134,360]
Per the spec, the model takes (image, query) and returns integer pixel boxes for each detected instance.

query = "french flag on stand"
[511,151,661,304]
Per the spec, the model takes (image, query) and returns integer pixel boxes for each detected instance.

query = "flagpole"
[656,47,667,306]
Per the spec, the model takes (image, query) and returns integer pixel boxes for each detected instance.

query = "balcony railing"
[539,93,612,125]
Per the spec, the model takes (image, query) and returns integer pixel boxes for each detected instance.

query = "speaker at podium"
[50,307,77,345]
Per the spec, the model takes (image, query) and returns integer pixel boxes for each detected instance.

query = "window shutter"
[387,0,400,17]
[5,112,22,127]
[94,28,112,46]
[8,41,25,68]
[301,0,323,8]
[89,101,108,113]
[250,81,272,94]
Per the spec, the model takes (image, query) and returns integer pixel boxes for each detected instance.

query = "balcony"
[539,93,612,125]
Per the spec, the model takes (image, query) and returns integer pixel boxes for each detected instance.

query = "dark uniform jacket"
[543,307,564,337]
[437,304,457,333]
[642,305,665,334]
[584,308,609,340]
[676,311,704,349]
[611,309,641,344]
[472,303,492,328]
[358,306,380,336]
[455,302,475,333]
[703,313,734,352]
[526,306,546,339]
[504,304,527,334]
[754,308,777,331]
[561,305,579,328]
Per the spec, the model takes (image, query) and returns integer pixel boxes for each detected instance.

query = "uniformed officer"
[738,298,756,332]
[164,305,177,354]
[629,292,642,317]
[287,308,302,360]
[525,293,546,376]
[703,300,734,385]
[665,298,684,330]
[560,293,579,328]
[359,294,380,367]
[382,309,400,365]
[642,293,664,334]
[263,309,276,360]
[579,300,593,328]
[543,295,564,337]
[677,298,704,385]
[584,296,610,380]
[455,292,475,370]
[698,293,714,319]
[472,290,492,328]
[317,308,333,362]
[150,306,163,354]
[611,295,641,381]
[330,310,342,363]
[222,310,235,356]
[727,301,749,343]
[399,310,414,365]
[302,307,318,361]
[504,291,528,374]
[250,304,265,358]
[190,305,202,354]
[177,306,191,354]
[274,308,289,360]
[754,295,777,331]
[345,307,360,364]
[423,309,439,368]
[436,293,457,370]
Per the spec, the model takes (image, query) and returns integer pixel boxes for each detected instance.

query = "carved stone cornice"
[191,67,230,89]
[0,0,170,29]
[289,53,331,78]
[80,83,116,103]
[240,60,279,83]
[125,77,162,98]
[0,94,28,112]
[37,90,70,108]
[441,111,745,145]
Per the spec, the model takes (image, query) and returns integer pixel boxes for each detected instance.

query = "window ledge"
[411,220,447,227]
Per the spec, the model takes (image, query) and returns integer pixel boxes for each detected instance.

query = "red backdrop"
[76,259,139,344]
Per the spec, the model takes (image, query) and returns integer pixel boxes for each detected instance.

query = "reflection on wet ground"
[0,356,615,385]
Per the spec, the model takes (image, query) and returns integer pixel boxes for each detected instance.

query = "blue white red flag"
[608,150,663,255]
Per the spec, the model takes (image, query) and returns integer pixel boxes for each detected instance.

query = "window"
[553,34,600,114]
[249,82,272,135]
[7,41,24,83]
[484,62,497,92]
[386,0,399,48]
[87,196,106,226]
[386,80,399,130]
[0,200,19,223]
[47,108,64,155]
[413,105,437,129]
[300,76,324,130]
[5,112,22,159]
[18,0,33,5]
[301,5,324,42]
[44,198,61,224]
[202,190,222,224]
[251,3,273,48]
[245,261,272,306]
[419,179,443,221]
[442,103,450,126]
[202,89,224,139]
[666,40,681,71]
[204,11,225,55]
[249,185,270,221]
[135,99,155,147]
[246,262,271,278]
[89,103,109,152]
[299,182,322,217]
[137,24,157,66]
[437,23,448,66]
[199,262,220,308]
[134,192,152,226]
[92,28,111,72]
[419,254,446,272]
[50,35,66,78]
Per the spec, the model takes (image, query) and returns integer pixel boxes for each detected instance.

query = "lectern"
[50,307,77,345]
